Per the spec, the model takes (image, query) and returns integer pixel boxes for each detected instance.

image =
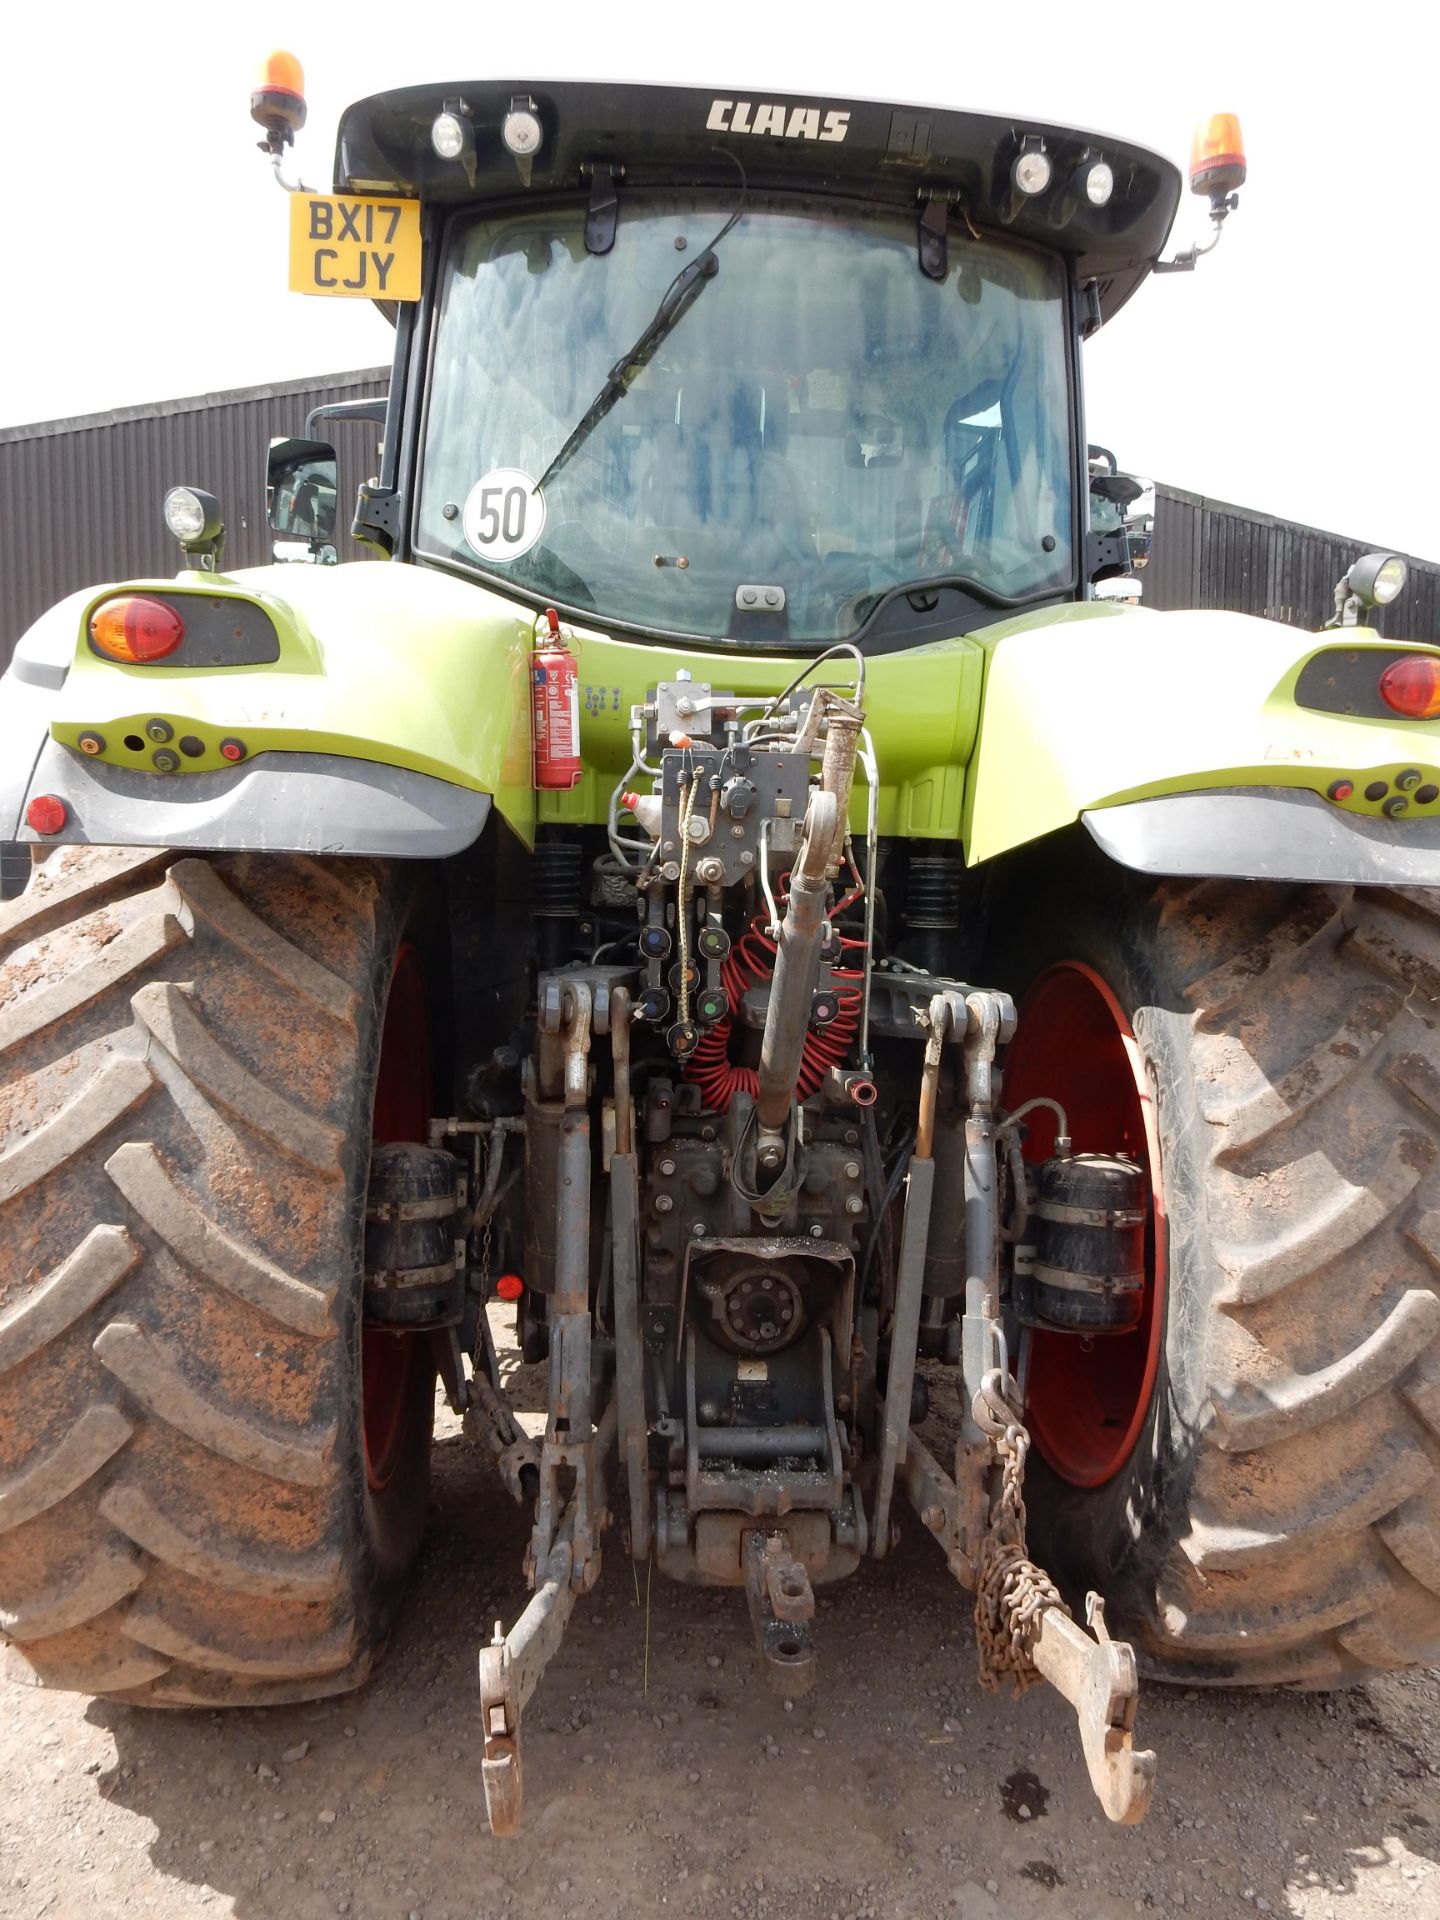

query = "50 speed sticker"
[462,469,546,562]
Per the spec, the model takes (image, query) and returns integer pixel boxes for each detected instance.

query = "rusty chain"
[971,1369,1070,1695]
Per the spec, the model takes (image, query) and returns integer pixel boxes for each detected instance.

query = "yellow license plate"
[288,193,421,301]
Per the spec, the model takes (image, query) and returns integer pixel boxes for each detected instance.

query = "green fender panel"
[43,562,538,845]
[964,601,1440,865]
[537,626,985,838]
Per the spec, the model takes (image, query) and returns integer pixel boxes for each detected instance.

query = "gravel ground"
[2,1372,1439,1920]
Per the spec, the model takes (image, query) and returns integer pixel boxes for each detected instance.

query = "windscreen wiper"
[532,157,746,498]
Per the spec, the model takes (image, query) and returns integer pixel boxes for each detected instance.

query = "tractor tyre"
[994,845,1440,1686]
[0,845,440,1705]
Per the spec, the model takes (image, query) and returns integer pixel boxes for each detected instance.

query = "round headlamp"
[431,111,471,162]
[1084,160,1114,207]
[1012,143,1052,197]
[163,485,222,547]
[1348,552,1408,607]
[502,101,543,158]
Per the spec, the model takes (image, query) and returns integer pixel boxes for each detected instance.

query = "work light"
[1012,140,1052,196]
[432,111,473,162]
[1085,160,1114,207]
[502,97,543,158]
[1349,552,1408,607]
[163,487,212,543]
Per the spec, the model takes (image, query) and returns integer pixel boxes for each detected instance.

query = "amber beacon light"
[1154,112,1247,273]
[1190,114,1246,202]
[251,50,307,155]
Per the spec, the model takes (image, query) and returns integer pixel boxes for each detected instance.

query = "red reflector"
[89,595,185,664]
[25,795,67,835]
[495,1273,524,1302]
[219,738,247,763]
[1379,656,1440,721]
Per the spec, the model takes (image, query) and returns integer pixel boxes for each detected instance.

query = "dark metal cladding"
[334,80,1182,322]
[1147,484,1440,640]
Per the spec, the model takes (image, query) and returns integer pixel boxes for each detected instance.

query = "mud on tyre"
[0,846,436,1705]
[997,848,1440,1686]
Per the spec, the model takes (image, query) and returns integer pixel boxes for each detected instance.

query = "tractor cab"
[272,80,1226,649]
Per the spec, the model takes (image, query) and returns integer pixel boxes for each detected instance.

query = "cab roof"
[335,79,1183,325]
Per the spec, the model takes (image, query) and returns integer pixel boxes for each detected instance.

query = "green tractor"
[3,64,1437,1834]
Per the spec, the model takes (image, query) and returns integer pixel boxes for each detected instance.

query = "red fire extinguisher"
[531,608,582,792]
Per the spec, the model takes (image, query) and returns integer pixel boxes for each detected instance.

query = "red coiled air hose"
[683,886,864,1114]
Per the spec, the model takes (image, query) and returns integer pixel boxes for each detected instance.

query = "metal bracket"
[872,1154,935,1554]
[530,983,603,1585]
[917,192,952,281]
[1079,277,1104,339]
[479,1399,617,1837]
[463,1370,540,1504]
[1030,1594,1156,1825]
[900,1425,981,1588]
[352,481,401,557]
[584,163,621,255]
[743,1529,817,1696]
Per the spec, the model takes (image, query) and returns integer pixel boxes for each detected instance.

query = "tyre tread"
[0,848,412,1705]
[1143,880,1440,1679]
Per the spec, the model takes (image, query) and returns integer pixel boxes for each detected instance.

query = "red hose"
[684,880,863,1114]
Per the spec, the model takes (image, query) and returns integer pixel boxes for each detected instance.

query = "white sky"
[8,0,1437,557]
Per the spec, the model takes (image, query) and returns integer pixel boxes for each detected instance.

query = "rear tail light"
[25,795,68,835]
[1378,655,1440,721]
[89,595,185,664]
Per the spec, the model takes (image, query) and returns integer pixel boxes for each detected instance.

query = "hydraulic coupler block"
[1028,1152,1147,1333]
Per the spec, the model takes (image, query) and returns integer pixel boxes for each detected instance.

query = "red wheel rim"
[363,943,431,1494]
[1003,962,1167,1488]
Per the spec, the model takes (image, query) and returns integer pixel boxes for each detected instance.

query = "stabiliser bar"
[890,988,1156,1826]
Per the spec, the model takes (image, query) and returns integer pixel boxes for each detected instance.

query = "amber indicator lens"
[89,596,185,664]
[1378,656,1440,721]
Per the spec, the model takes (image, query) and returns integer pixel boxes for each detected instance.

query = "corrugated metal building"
[1146,484,1440,639]
[0,368,389,669]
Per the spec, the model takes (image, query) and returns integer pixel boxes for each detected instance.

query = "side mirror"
[267,436,338,555]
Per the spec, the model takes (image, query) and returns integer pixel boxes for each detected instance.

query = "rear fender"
[3,562,535,856]
[965,603,1440,881]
